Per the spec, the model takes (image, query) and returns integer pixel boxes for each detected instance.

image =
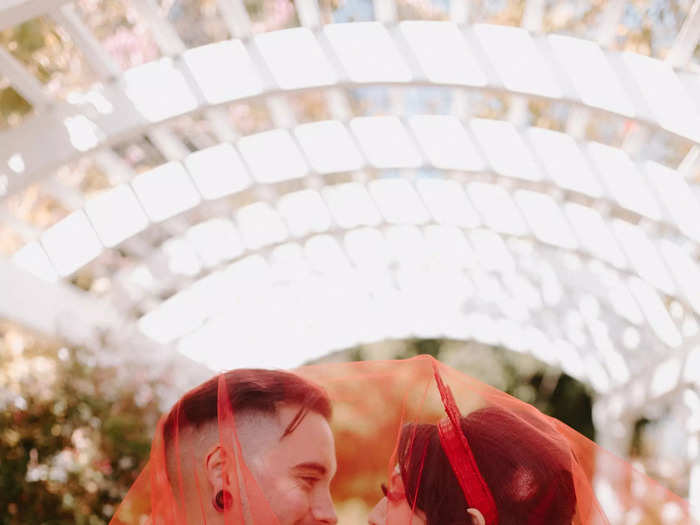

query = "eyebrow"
[293,462,328,476]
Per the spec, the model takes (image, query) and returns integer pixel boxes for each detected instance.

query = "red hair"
[399,406,576,525]
[163,368,332,446]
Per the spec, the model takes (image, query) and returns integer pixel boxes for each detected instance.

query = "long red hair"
[399,406,577,525]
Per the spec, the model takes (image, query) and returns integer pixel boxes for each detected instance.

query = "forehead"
[269,405,337,475]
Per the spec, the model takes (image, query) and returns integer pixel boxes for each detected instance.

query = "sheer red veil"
[111,356,697,525]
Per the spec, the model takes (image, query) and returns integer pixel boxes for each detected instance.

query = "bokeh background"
[3,0,700,523]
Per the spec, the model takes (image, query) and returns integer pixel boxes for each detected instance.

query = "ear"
[467,508,486,525]
[204,445,230,490]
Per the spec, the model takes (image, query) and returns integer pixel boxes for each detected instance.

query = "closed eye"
[301,476,320,486]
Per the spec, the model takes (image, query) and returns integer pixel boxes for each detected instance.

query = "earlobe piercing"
[213,489,233,512]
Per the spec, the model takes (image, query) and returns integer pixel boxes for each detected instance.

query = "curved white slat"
[131,162,201,222]
[350,116,423,168]
[132,213,682,358]
[84,184,149,247]
[40,210,103,277]
[294,120,364,173]
[184,143,252,199]
[399,22,487,86]
[185,218,244,268]
[416,179,480,228]
[10,118,700,322]
[182,40,263,104]
[238,129,309,182]
[369,178,430,224]
[470,118,543,181]
[135,229,662,394]
[644,161,700,243]
[548,35,635,117]
[408,115,485,171]
[323,182,383,228]
[255,28,336,89]
[472,24,562,98]
[515,191,578,250]
[622,52,700,143]
[467,182,529,236]
[277,190,333,237]
[526,127,604,197]
[5,23,700,194]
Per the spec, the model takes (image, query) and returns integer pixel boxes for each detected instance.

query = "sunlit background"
[2,0,700,523]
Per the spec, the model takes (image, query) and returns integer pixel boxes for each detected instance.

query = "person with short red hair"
[112,368,338,525]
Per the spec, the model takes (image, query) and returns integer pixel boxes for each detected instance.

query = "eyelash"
[301,476,319,486]
[380,483,403,503]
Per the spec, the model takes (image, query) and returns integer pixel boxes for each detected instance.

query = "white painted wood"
[597,0,625,47]
[294,0,322,28]
[668,0,700,69]
[217,0,253,39]
[0,46,49,108]
[50,4,121,79]
[130,0,187,56]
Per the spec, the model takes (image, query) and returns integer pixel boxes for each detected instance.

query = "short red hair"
[163,368,332,446]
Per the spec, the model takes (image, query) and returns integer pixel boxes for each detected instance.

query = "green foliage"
[0,327,161,525]
[349,338,596,441]
[1,327,596,524]
[0,86,31,128]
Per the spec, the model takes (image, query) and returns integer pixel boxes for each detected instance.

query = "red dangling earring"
[213,489,233,512]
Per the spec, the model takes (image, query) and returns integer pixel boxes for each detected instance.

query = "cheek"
[369,498,388,523]
[386,500,422,525]
[268,481,311,519]
[251,467,310,521]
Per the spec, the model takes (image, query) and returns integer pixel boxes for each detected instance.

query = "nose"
[313,489,338,525]
[367,498,387,525]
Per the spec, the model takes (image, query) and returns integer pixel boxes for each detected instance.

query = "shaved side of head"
[160,368,332,523]
[165,407,286,487]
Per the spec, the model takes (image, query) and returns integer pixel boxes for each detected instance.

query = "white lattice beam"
[49,4,121,80]
[0,46,49,109]
[2,23,700,198]
[667,0,700,69]
[216,0,253,39]
[0,256,120,346]
[597,0,625,47]
[0,0,70,31]
[521,0,544,32]
[130,0,187,56]
[294,0,322,29]
[373,0,397,23]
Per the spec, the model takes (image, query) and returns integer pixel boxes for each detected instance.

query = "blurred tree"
[0,85,32,130]
[0,323,162,525]
[328,338,596,441]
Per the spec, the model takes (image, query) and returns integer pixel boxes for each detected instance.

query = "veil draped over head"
[111,356,697,525]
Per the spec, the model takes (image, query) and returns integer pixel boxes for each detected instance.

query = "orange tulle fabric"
[111,356,697,525]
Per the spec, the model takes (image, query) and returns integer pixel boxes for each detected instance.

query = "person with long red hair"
[368,406,577,525]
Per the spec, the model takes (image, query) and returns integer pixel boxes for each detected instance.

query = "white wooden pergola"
[2,0,700,512]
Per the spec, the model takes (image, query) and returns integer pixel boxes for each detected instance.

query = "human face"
[251,405,338,525]
[368,468,427,525]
